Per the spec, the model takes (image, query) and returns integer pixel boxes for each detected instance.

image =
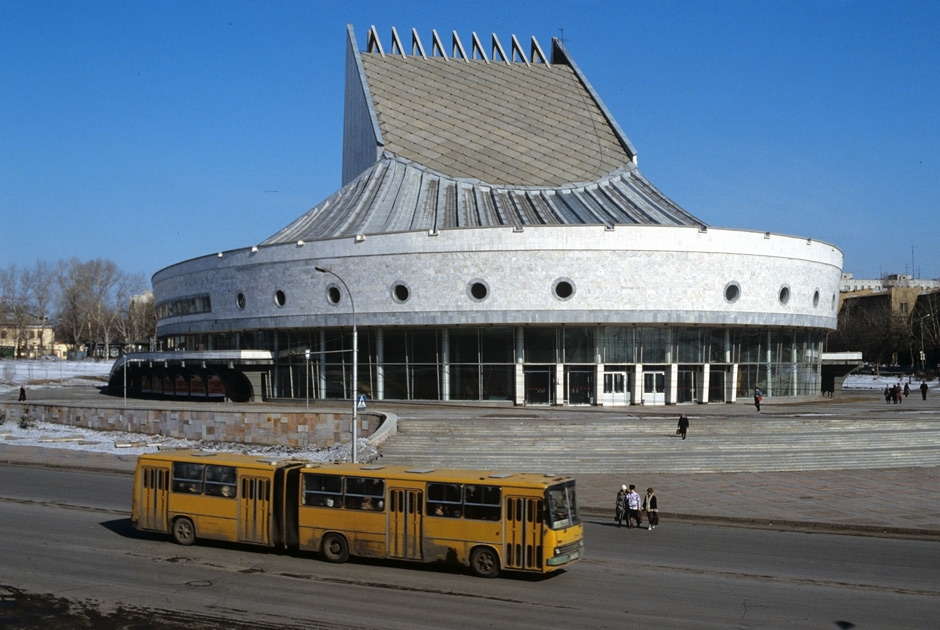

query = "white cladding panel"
[153,225,843,335]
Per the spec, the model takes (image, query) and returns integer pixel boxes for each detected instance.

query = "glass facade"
[160,325,824,405]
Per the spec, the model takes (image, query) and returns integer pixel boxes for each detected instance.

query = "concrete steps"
[377,414,940,474]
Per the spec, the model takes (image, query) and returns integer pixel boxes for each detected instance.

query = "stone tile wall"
[1,402,380,450]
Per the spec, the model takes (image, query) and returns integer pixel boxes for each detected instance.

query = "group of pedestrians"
[884,382,908,403]
[614,484,658,530]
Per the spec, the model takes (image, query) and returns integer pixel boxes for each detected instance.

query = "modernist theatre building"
[114,26,843,406]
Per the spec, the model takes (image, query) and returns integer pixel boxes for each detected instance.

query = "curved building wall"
[146,224,842,406]
[154,224,842,335]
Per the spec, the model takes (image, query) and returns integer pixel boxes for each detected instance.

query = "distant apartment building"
[840,273,940,294]
[839,273,940,318]
[0,313,55,359]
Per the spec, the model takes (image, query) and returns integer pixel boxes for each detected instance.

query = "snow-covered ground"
[0,359,375,462]
[841,373,934,391]
[0,358,113,396]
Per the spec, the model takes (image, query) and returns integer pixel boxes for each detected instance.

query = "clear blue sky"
[2,1,938,281]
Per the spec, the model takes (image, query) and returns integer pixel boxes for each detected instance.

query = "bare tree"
[55,259,93,355]
[110,273,152,351]
[22,261,56,355]
[53,258,154,359]
[829,297,904,368]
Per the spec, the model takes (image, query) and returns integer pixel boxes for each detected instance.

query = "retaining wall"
[0,401,382,450]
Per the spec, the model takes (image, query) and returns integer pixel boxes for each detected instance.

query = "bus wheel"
[171,517,196,546]
[321,533,349,563]
[470,547,500,578]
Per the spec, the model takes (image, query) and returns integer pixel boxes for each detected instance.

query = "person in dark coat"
[921,381,930,400]
[615,485,627,527]
[18,386,26,402]
[677,414,689,440]
[754,388,763,411]
[643,488,659,530]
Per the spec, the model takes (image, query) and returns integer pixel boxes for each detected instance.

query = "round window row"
[237,280,835,310]
[234,277,578,310]
[724,282,836,309]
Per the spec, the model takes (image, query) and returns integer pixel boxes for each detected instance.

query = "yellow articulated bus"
[132,450,583,578]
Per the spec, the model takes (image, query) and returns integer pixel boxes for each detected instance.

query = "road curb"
[581,507,940,540]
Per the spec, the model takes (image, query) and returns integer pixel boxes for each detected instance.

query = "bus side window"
[302,473,342,508]
[464,485,501,521]
[205,465,237,498]
[172,462,205,494]
[345,476,385,510]
[427,482,462,518]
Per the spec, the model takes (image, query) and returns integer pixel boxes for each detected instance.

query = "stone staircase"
[376,410,940,474]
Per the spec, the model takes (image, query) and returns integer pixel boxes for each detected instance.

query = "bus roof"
[137,451,574,488]
[136,450,308,470]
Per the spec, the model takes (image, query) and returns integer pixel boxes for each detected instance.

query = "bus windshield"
[545,480,579,530]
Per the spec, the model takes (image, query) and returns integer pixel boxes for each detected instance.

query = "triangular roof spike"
[530,36,549,66]
[510,35,530,66]
[491,33,510,64]
[470,32,489,62]
[366,25,385,56]
[411,28,427,58]
[389,26,406,57]
[430,29,448,59]
[451,31,469,62]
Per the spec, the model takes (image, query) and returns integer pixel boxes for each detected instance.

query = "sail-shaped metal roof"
[262,25,706,246]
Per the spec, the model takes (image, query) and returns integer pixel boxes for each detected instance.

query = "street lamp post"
[315,265,358,463]
[921,313,932,372]
[304,348,311,410]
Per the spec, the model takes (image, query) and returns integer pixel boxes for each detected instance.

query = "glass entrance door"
[677,370,696,404]
[642,371,665,405]
[709,369,726,402]
[601,372,628,406]
[524,368,555,405]
[566,370,594,405]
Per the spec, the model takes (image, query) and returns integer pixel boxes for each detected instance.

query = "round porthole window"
[553,278,575,301]
[813,289,820,308]
[236,292,246,310]
[327,285,341,305]
[392,282,410,303]
[724,281,741,304]
[778,286,790,305]
[274,290,286,307]
[467,279,489,302]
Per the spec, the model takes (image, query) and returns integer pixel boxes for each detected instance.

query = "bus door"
[504,496,544,571]
[139,466,169,531]
[388,488,423,560]
[238,476,272,544]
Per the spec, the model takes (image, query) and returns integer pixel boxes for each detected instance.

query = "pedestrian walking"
[643,488,659,530]
[626,485,642,528]
[614,485,627,527]
[754,388,762,411]
[677,414,689,440]
[921,381,929,400]
[904,383,910,398]
[18,386,26,402]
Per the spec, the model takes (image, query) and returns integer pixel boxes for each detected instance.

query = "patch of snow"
[0,418,378,463]
[842,374,934,391]
[0,359,113,396]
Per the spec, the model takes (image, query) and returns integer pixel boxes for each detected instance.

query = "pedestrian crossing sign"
[357,394,367,410]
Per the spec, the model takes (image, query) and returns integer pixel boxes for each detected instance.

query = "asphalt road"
[2,464,939,629]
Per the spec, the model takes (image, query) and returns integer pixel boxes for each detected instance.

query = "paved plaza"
[3,386,939,539]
